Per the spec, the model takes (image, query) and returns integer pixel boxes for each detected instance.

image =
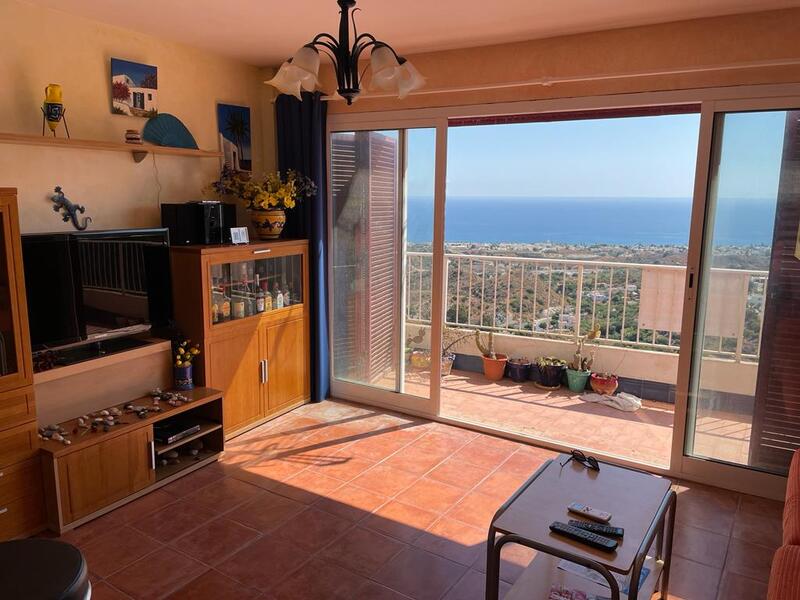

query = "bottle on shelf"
[232,265,246,319]
[273,282,284,309]
[263,278,273,311]
[255,274,265,313]
[211,277,221,324]
[220,287,231,322]
[283,281,291,306]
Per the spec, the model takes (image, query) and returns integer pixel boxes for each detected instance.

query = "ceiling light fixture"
[265,0,424,105]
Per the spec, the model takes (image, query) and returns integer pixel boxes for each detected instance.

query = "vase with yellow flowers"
[173,340,201,390]
[209,168,316,240]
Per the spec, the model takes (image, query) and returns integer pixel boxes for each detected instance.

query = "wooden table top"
[493,454,671,574]
[38,387,223,458]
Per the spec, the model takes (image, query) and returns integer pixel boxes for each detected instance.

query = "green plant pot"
[566,368,590,393]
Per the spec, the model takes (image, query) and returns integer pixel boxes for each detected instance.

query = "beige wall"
[0,0,275,233]
[326,8,800,114]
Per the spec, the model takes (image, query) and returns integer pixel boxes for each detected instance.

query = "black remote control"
[549,521,618,552]
[568,519,625,538]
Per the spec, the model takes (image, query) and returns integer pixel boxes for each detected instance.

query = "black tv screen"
[22,228,173,351]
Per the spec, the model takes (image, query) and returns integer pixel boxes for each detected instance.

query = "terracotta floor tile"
[172,517,260,565]
[382,445,451,475]
[498,450,550,476]
[725,539,775,583]
[130,498,218,544]
[355,581,414,600]
[277,470,344,504]
[80,525,161,578]
[395,478,466,514]
[363,500,439,543]
[471,542,537,584]
[716,570,769,600]
[104,489,178,526]
[89,582,132,600]
[226,491,305,533]
[664,556,721,600]
[427,458,493,490]
[452,439,516,471]
[352,464,420,497]
[59,513,122,548]
[107,546,208,600]
[217,534,310,590]
[271,557,368,600]
[673,523,729,568]
[166,569,262,600]
[374,546,468,600]
[307,454,376,482]
[346,434,414,462]
[738,494,785,520]
[410,431,471,455]
[442,569,512,600]
[313,483,389,522]
[675,490,737,536]
[319,526,406,576]
[413,517,486,567]
[185,477,264,513]
[162,466,226,498]
[232,457,309,484]
[732,510,783,550]
[273,507,352,553]
[473,469,528,501]
[447,491,502,529]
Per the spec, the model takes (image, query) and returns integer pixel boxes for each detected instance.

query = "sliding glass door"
[329,125,441,413]
[683,104,800,486]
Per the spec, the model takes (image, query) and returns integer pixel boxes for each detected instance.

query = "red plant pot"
[590,373,618,395]
[481,354,508,381]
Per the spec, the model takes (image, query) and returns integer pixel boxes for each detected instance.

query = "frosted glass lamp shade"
[265,46,320,100]
[370,46,424,99]
[396,59,425,99]
[265,62,303,100]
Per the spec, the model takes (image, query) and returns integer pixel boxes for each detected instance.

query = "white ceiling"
[26,0,800,67]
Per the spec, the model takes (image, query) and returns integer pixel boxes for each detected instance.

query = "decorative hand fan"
[142,114,198,149]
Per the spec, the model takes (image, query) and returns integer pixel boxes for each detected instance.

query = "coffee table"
[485,454,676,600]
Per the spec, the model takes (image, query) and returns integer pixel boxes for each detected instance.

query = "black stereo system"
[160,201,237,245]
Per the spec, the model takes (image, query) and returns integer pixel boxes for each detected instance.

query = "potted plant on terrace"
[475,330,507,381]
[590,372,619,395]
[534,356,567,390]
[406,326,474,377]
[566,327,600,393]
[507,357,531,383]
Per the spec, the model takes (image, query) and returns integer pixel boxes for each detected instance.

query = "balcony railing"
[405,252,768,362]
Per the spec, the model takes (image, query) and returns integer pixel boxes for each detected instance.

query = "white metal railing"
[405,251,768,362]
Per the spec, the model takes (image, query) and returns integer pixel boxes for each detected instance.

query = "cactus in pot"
[475,330,507,381]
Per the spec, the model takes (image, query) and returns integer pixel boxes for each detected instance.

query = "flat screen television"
[22,228,173,351]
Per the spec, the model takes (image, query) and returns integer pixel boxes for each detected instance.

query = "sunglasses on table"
[560,449,600,471]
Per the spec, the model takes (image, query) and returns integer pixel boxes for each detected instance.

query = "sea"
[406,196,777,246]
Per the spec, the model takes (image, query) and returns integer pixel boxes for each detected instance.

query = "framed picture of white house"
[216,103,252,172]
[110,58,158,117]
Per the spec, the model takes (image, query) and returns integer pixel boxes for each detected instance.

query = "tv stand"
[39,387,224,533]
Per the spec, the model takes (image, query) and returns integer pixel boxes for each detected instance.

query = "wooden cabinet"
[0,188,43,540]
[171,240,310,437]
[41,388,223,533]
[56,427,154,523]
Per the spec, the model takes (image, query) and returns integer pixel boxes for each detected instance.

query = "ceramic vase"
[250,209,286,240]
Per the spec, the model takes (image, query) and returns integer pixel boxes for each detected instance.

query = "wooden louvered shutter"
[749,110,800,474]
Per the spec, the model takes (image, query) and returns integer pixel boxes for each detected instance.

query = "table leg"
[659,491,677,599]
[485,527,501,600]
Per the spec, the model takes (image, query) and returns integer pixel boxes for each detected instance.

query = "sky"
[405,111,787,200]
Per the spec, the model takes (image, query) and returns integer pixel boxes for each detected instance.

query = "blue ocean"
[407,196,777,246]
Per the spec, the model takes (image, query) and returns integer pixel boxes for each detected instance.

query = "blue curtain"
[275,91,329,402]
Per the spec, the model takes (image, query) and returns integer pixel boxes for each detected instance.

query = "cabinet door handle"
[264,359,269,383]
[0,507,8,515]
[149,440,156,470]
[253,249,272,255]
[259,360,265,384]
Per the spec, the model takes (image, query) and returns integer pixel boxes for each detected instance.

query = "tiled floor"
[424,369,751,468]
[50,399,780,599]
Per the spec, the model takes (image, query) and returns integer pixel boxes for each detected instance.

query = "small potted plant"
[440,327,474,377]
[507,356,531,383]
[173,339,201,390]
[534,356,567,390]
[475,330,507,381]
[566,328,600,393]
[590,372,619,396]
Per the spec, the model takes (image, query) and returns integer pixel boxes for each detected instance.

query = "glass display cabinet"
[170,240,310,436]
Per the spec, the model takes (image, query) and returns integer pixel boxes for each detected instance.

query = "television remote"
[568,502,612,523]
[550,521,618,552]
[568,519,625,538]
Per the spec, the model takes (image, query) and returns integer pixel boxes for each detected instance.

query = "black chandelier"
[266,0,424,105]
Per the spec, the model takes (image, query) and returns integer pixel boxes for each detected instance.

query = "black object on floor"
[0,539,90,599]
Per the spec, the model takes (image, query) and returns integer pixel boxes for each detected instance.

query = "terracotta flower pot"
[590,373,619,395]
[481,353,508,381]
[250,209,286,240]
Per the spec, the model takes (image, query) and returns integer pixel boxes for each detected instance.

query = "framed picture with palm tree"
[216,103,252,171]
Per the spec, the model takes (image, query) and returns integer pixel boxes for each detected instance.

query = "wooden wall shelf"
[0,132,222,163]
